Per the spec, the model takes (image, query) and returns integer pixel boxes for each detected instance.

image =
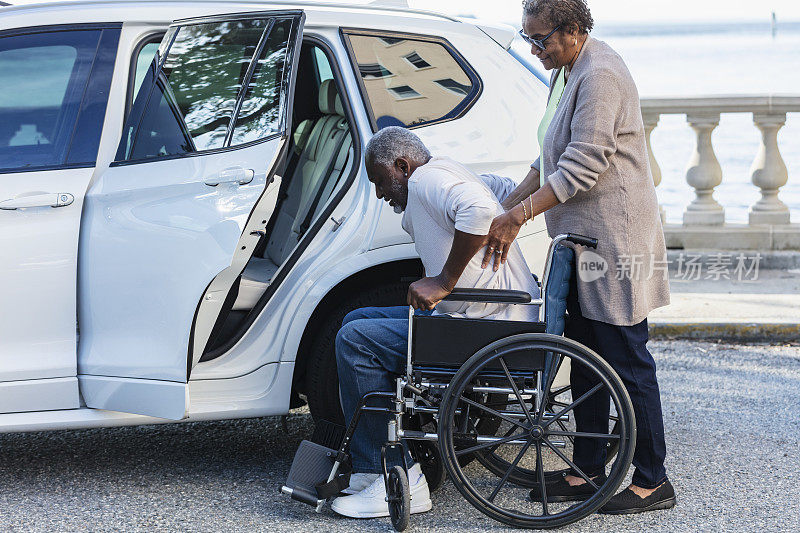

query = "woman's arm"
[481,181,560,270]
[500,166,541,211]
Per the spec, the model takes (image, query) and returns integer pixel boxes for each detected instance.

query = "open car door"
[77,11,305,420]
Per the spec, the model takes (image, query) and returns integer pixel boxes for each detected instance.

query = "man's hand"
[407,275,452,310]
[481,207,525,272]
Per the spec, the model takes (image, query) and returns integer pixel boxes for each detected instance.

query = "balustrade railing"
[640,95,800,249]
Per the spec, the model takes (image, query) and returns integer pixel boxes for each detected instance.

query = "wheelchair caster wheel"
[386,466,410,531]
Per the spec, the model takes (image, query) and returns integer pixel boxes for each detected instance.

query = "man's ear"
[395,157,409,176]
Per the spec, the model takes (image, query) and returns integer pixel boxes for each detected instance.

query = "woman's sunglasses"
[519,25,561,51]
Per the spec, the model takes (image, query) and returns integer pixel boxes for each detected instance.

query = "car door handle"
[204,167,255,186]
[0,192,74,210]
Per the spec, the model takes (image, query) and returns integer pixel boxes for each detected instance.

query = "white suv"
[0,0,549,432]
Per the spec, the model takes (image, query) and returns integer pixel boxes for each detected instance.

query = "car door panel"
[77,11,304,420]
[78,139,283,383]
[0,25,119,414]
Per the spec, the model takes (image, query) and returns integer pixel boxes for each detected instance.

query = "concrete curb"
[649,322,800,342]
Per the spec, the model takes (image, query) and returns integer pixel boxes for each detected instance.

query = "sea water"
[593,21,800,223]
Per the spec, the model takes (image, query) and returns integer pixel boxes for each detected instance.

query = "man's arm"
[407,229,486,310]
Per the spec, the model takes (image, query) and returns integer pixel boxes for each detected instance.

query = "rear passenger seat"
[233,80,353,311]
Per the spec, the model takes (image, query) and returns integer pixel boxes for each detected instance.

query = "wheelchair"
[282,234,636,530]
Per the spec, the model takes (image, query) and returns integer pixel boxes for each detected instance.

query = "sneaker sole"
[600,496,677,515]
[331,500,432,519]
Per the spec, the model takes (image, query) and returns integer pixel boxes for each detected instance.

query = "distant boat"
[772,11,777,38]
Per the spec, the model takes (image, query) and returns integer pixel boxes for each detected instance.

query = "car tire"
[305,281,410,425]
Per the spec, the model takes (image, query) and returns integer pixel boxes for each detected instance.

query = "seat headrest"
[318,79,344,116]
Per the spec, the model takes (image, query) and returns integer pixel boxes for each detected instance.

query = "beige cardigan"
[533,36,670,326]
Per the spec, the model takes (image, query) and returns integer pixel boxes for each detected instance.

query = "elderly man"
[331,126,540,519]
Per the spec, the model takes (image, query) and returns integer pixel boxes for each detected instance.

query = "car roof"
[0,0,461,26]
[1,0,519,53]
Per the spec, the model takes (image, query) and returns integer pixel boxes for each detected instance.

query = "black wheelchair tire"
[387,466,410,531]
[437,333,636,529]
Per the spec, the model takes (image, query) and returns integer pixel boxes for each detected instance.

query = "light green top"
[537,68,567,187]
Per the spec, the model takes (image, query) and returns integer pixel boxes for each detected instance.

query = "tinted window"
[314,47,333,83]
[133,41,160,97]
[231,18,293,146]
[344,32,480,129]
[120,18,295,161]
[0,29,115,172]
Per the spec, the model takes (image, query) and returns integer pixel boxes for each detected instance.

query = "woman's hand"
[481,206,526,271]
[407,275,453,310]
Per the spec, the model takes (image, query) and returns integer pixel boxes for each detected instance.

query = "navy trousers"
[564,277,669,489]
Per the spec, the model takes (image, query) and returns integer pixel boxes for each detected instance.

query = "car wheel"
[305,281,410,425]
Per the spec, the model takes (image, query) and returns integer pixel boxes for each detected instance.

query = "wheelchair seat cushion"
[544,244,575,336]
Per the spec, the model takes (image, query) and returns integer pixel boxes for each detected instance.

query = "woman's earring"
[574,38,577,45]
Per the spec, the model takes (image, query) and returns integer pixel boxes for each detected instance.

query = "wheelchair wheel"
[475,385,621,487]
[437,333,635,529]
[386,466,410,531]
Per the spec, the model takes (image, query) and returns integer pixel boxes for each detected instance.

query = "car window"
[314,46,333,83]
[0,28,117,172]
[230,18,293,146]
[133,41,160,97]
[343,31,481,130]
[120,18,296,162]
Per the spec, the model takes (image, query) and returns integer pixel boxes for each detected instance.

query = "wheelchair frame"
[282,234,636,530]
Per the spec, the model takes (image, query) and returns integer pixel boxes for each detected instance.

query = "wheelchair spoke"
[535,441,549,515]
[499,358,536,429]
[454,431,529,457]
[458,396,527,429]
[549,400,620,424]
[550,385,571,397]
[555,419,575,445]
[541,383,604,429]
[487,437,534,502]
[482,423,517,455]
[535,358,560,425]
[547,430,620,440]
[542,439,599,490]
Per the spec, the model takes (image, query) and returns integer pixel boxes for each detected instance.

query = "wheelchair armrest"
[443,288,532,304]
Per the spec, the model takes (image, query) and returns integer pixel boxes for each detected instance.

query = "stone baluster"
[748,112,790,225]
[683,114,725,225]
[643,113,666,225]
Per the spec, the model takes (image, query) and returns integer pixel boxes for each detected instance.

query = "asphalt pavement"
[0,340,798,532]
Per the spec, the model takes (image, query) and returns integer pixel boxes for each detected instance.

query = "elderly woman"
[482,0,675,514]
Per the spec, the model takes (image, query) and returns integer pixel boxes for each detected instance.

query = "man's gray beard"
[390,179,406,213]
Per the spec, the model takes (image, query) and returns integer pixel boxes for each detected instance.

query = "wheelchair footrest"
[282,440,351,507]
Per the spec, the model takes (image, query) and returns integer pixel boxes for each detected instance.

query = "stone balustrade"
[640,95,800,250]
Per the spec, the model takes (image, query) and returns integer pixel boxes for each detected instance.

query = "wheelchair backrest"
[544,244,574,336]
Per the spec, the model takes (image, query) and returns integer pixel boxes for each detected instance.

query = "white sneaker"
[342,473,380,495]
[331,463,432,518]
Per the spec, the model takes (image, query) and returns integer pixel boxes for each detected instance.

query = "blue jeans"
[335,306,432,473]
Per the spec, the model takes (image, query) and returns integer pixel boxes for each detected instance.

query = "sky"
[407,0,800,25]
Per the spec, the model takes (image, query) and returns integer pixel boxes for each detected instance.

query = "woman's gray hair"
[365,126,431,169]
[522,0,594,34]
